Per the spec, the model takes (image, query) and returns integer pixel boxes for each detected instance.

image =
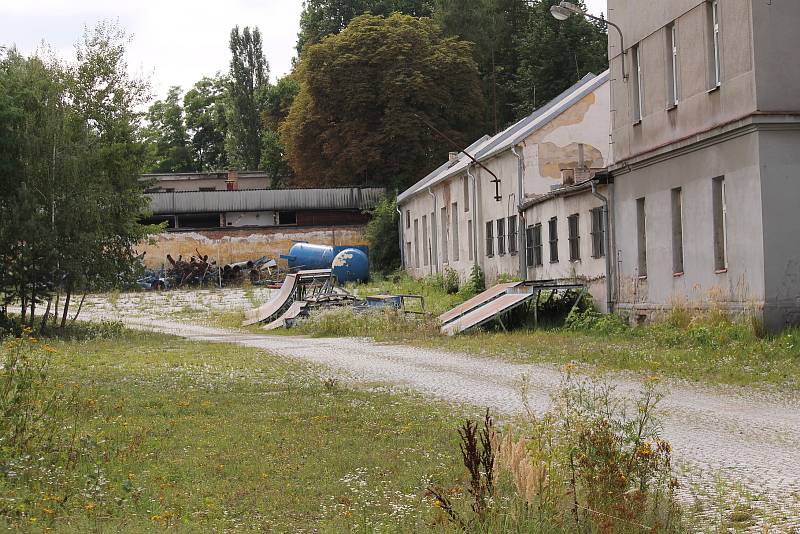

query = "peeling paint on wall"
[537,142,604,180]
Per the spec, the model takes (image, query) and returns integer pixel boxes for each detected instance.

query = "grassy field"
[1,327,471,532]
[287,275,800,391]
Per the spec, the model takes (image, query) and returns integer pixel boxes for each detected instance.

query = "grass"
[0,328,469,532]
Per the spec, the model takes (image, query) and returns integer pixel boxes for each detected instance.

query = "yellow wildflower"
[84,502,96,512]
[43,345,58,353]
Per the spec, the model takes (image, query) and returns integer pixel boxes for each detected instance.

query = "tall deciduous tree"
[281,13,484,189]
[296,0,434,54]
[144,86,194,172]
[226,26,268,170]
[184,75,229,170]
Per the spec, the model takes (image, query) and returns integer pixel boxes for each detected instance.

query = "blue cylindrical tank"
[282,243,337,270]
[331,248,369,283]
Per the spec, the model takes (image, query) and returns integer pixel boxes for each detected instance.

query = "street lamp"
[549,1,628,81]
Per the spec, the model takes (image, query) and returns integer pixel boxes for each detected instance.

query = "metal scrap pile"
[160,250,281,288]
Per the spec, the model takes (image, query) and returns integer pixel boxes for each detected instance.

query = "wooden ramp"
[438,282,522,325]
[262,301,308,331]
[242,274,299,326]
[441,293,535,336]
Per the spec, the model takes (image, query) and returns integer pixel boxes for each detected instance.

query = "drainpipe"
[467,165,479,268]
[427,187,438,274]
[511,145,526,281]
[396,202,405,270]
[591,180,614,313]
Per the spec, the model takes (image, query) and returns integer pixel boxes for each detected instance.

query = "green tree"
[144,86,194,172]
[281,13,484,189]
[365,196,401,274]
[259,76,300,187]
[296,0,434,54]
[184,75,229,170]
[512,0,607,115]
[226,26,269,170]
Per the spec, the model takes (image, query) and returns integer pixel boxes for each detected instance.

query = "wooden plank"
[263,301,307,331]
[441,293,533,336]
[438,282,521,325]
[242,274,298,326]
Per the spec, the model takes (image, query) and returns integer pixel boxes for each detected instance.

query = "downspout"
[467,165,479,268]
[511,146,526,281]
[427,187,438,274]
[396,201,405,270]
[591,180,614,313]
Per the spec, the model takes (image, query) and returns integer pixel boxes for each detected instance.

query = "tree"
[296,0,434,54]
[512,0,607,115]
[226,26,269,170]
[184,75,229,170]
[259,76,300,186]
[144,86,194,172]
[281,13,484,189]
[365,196,401,274]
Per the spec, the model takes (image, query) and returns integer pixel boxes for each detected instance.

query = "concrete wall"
[148,177,269,192]
[608,0,757,163]
[524,186,609,310]
[751,1,800,112]
[137,226,368,269]
[613,131,765,318]
[224,211,277,227]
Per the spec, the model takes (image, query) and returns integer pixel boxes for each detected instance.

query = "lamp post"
[549,1,628,81]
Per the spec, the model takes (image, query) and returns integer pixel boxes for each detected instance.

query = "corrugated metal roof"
[398,70,610,205]
[148,187,386,215]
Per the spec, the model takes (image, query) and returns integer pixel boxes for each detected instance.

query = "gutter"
[396,200,404,270]
[427,187,438,274]
[511,146,526,281]
[467,165,479,268]
[591,180,614,313]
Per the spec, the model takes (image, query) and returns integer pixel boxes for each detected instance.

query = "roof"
[141,171,269,182]
[148,187,386,215]
[519,169,611,210]
[398,70,610,205]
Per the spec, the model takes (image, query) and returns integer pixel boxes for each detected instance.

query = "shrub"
[565,298,629,336]
[365,196,401,274]
[442,267,459,295]
[458,264,485,299]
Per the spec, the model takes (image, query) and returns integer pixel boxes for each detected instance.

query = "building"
[397,71,612,308]
[138,171,384,269]
[607,0,800,330]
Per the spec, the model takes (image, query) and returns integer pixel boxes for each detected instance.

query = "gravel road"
[82,290,800,528]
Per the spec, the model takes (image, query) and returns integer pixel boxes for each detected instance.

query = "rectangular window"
[534,224,543,266]
[497,218,506,256]
[422,215,429,266]
[708,0,721,88]
[636,197,647,277]
[486,221,494,257]
[405,242,412,267]
[463,178,470,212]
[548,217,559,263]
[441,206,448,263]
[525,225,534,267]
[568,214,580,262]
[405,210,411,229]
[671,188,684,274]
[468,220,474,261]
[590,207,605,258]
[632,43,643,122]
[666,23,679,107]
[713,177,728,271]
[413,218,420,268]
[508,215,518,255]
[451,202,459,262]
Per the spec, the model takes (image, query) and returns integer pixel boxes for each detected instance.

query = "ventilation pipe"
[396,202,405,270]
[591,180,614,313]
[467,165,479,268]
[511,145,527,281]
[427,187,438,273]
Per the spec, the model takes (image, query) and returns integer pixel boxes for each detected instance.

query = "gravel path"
[82,291,800,527]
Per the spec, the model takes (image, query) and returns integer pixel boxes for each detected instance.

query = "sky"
[0,0,608,102]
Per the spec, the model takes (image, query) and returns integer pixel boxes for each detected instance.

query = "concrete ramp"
[242,274,299,326]
[441,293,534,336]
[438,282,522,325]
[263,301,308,331]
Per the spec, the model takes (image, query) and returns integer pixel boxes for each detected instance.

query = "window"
[548,217,559,263]
[405,242,412,267]
[463,178,470,212]
[278,211,297,225]
[486,221,495,257]
[666,23,679,107]
[568,214,580,262]
[497,218,506,256]
[468,220,474,261]
[713,177,728,271]
[508,215,518,255]
[199,187,217,192]
[526,224,543,267]
[636,198,647,277]
[632,43,643,123]
[671,188,684,274]
[405,210,411,229]
[441,206,449,263]
[590,207,605,258]
[708,0,721,88]
[413,219,420,268]
[451,202,460,262]
[430,212,436,266]
[422,215,429,266]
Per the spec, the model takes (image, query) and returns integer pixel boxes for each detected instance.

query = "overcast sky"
[1,0,608,102]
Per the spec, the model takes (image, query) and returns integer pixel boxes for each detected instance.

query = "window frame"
[568,213,581,262]
[590,207,605,259]
[497,218,506,256]
[636,197,648,278]
[667,22,679,108]
[632,43,643,123]
[508,215,518,256]
[713,177,728,272]
[671,188,684,275]
[485,221,495,258]
[548,217,559,263]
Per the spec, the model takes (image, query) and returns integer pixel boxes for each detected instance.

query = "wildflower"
[43,345,58,353]
[637,441,654,458]
[151,514,163,522]
[645,375,661,383]
[85,502,96,512]
[41,507,55,515]
[29,338,39,344]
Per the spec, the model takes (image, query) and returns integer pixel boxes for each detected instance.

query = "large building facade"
[608,0,800,330]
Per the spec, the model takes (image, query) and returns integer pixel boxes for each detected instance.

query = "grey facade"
[608,0,800,330]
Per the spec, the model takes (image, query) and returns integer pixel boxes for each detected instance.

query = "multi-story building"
[608,0,800,329]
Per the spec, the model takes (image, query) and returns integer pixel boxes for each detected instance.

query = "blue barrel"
[282,243,337,270]
[331,248,369,283]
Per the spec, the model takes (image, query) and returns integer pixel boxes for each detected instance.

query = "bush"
[442,267,459,295]
[565,297,629,335]
[365,196,401,274]
[458,264,485,299]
